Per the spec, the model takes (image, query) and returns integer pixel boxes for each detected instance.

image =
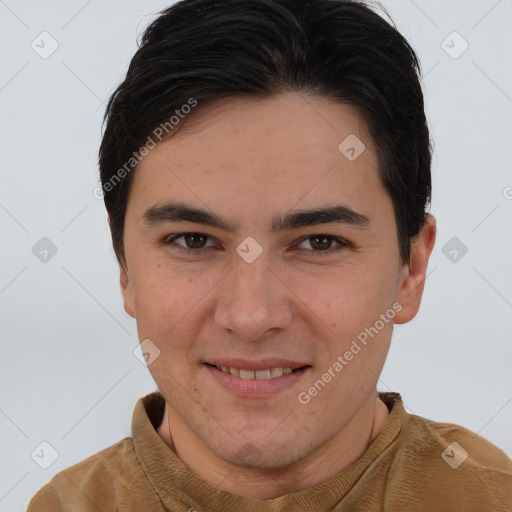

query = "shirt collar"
[131,391,406,511]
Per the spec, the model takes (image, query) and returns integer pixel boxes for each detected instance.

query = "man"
[28,0,512,510]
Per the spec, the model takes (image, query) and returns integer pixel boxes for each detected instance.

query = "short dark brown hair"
[99,0,432,267]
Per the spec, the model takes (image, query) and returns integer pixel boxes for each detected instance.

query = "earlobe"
[394,214,436,324]
[120,265,136,318]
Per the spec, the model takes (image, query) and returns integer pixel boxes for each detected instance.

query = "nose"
[214,253,294,342]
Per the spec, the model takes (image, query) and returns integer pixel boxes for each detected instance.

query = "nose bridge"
[215,250,292,340]
[231,253,271,299]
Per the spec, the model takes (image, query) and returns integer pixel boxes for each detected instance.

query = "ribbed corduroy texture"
[27,391,512,511]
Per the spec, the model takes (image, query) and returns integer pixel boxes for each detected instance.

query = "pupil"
[312,236,330,250]
[186,233,206,248]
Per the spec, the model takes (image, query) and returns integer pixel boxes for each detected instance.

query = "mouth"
[206,363,304,379]
[203,361,311,398]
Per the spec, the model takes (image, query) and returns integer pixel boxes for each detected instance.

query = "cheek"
[130,260,225,358]
[131,264,199,337]
[289,262,397,332]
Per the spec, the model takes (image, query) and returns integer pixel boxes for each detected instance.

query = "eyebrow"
[142,201,370,233]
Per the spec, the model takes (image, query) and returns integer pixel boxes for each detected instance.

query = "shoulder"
[406,413,512,472]
[27,437,140,512]
[386,410,512,510]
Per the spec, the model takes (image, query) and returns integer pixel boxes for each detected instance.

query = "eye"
[294,235,349,254]
[161,232,350,256]
[163,232,216,253]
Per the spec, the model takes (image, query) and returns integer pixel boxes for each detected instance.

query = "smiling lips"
[215,365,295,379]
[205,362,310,397]
[204,359,311,396]
[206,358,309,379]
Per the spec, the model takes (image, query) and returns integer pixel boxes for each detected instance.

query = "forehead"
[161,92,372,162]
[128,92,385,223]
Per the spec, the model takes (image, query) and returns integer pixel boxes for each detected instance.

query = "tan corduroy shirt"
[27,391,512,511]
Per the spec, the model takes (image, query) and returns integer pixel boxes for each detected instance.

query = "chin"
[212,436,308,470]
[226,450,296,470]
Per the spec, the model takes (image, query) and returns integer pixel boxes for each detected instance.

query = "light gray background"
[1,0,511,509]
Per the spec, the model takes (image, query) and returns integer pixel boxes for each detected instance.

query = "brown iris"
[182,233,208,249]
[308,235,333,251]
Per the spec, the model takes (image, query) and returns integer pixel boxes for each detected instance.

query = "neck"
[157,394,390,499]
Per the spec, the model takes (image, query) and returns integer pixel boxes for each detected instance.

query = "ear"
[394,214,436,324]
[120,264,136,318]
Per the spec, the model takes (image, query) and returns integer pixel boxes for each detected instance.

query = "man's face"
[121,92,416,468]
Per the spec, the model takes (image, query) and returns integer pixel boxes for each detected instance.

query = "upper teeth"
[217,366,294,379]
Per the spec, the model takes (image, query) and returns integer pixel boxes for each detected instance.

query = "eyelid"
[293,235,350,253]
[163,232,217,250]
[162,232,351,255]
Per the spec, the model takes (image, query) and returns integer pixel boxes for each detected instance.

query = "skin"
[120,92,436,499]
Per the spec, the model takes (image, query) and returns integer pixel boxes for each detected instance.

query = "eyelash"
[161,232,350,256]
